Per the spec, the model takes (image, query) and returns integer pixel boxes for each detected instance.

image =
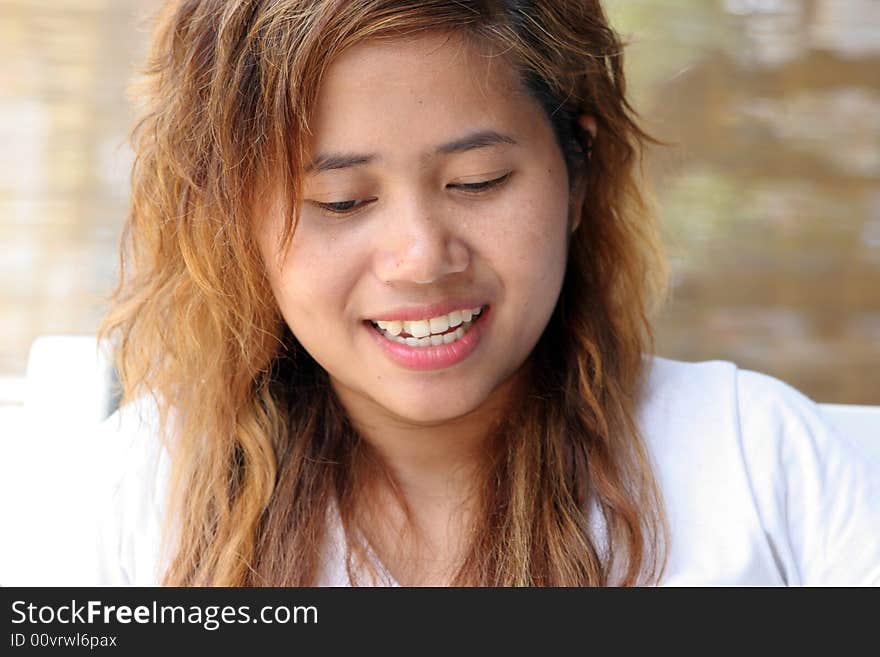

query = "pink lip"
[365,300,487,322]
[365,306,490,371]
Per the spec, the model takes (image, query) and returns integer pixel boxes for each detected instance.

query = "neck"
[331,367,527,507]
[330,371,526,586]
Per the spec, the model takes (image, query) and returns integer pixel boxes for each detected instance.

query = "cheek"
[491,180,571,297]
[260,226,363,333]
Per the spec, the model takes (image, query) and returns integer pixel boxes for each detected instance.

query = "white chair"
[819,403,880,463]
[23,334,116,428]
[0,335,116,585]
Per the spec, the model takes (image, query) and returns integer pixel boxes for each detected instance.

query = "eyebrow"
[305,129,517,173]
[435,129,517,156]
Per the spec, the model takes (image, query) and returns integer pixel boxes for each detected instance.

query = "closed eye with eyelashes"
[309,172,513,217]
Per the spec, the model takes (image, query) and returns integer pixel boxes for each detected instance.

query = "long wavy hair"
[102,0,670,586]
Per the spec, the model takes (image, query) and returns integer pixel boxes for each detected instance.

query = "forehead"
[322,31,518,88]
[308,32,540,156]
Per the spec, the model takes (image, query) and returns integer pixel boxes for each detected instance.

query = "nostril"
[375,234,470,286]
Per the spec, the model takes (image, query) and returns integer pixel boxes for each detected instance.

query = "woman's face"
[257,33,573,425]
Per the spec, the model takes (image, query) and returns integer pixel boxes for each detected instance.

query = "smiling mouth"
[368,305,486,347]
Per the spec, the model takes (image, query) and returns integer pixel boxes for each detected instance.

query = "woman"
[97,0,879,586]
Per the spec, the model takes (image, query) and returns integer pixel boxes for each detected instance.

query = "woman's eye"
[449,173,511,193]
[312,198,373,216]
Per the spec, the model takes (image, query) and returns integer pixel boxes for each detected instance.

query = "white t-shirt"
[93,357,880,586]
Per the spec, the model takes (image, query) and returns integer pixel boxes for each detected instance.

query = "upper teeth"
[374,306,483,338]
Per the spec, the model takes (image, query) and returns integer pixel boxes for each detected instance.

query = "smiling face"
[257,33,573,426]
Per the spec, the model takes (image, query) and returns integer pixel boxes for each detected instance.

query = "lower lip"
[365,307,490,371]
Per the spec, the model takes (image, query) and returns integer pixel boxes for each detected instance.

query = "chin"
[378,388,490,426]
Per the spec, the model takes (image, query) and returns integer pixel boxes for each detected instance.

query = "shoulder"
[637,356,741,459]
[639,356,880,585]
[729,365,880,585]
[640,355,737,416]
[640,355,877,477]
[94,394,170,585]
[98,395,169,492]
[638,355,863,453]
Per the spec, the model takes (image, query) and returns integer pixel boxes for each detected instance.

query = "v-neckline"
[361,533,402,587]
[326,498,401,586]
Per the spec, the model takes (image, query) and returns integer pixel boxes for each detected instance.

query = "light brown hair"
[102,0,669,586]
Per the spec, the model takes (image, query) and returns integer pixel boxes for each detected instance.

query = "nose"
[373,195,470,285]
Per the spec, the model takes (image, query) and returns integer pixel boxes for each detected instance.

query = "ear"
[577,114,597,140]
[570,114,598,233]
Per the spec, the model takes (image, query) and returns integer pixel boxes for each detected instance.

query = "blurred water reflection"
[610,0,880,403]
[0,0,143,384]
[1,0,878,403]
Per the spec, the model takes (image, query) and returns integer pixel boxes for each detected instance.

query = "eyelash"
[312,173,512,216]
[450,172,511,193]
[315,200,369,214]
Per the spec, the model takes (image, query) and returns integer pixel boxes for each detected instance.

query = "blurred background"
[1,0,878,404]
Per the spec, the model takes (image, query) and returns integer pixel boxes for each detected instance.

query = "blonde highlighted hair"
[102,0,669,586]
